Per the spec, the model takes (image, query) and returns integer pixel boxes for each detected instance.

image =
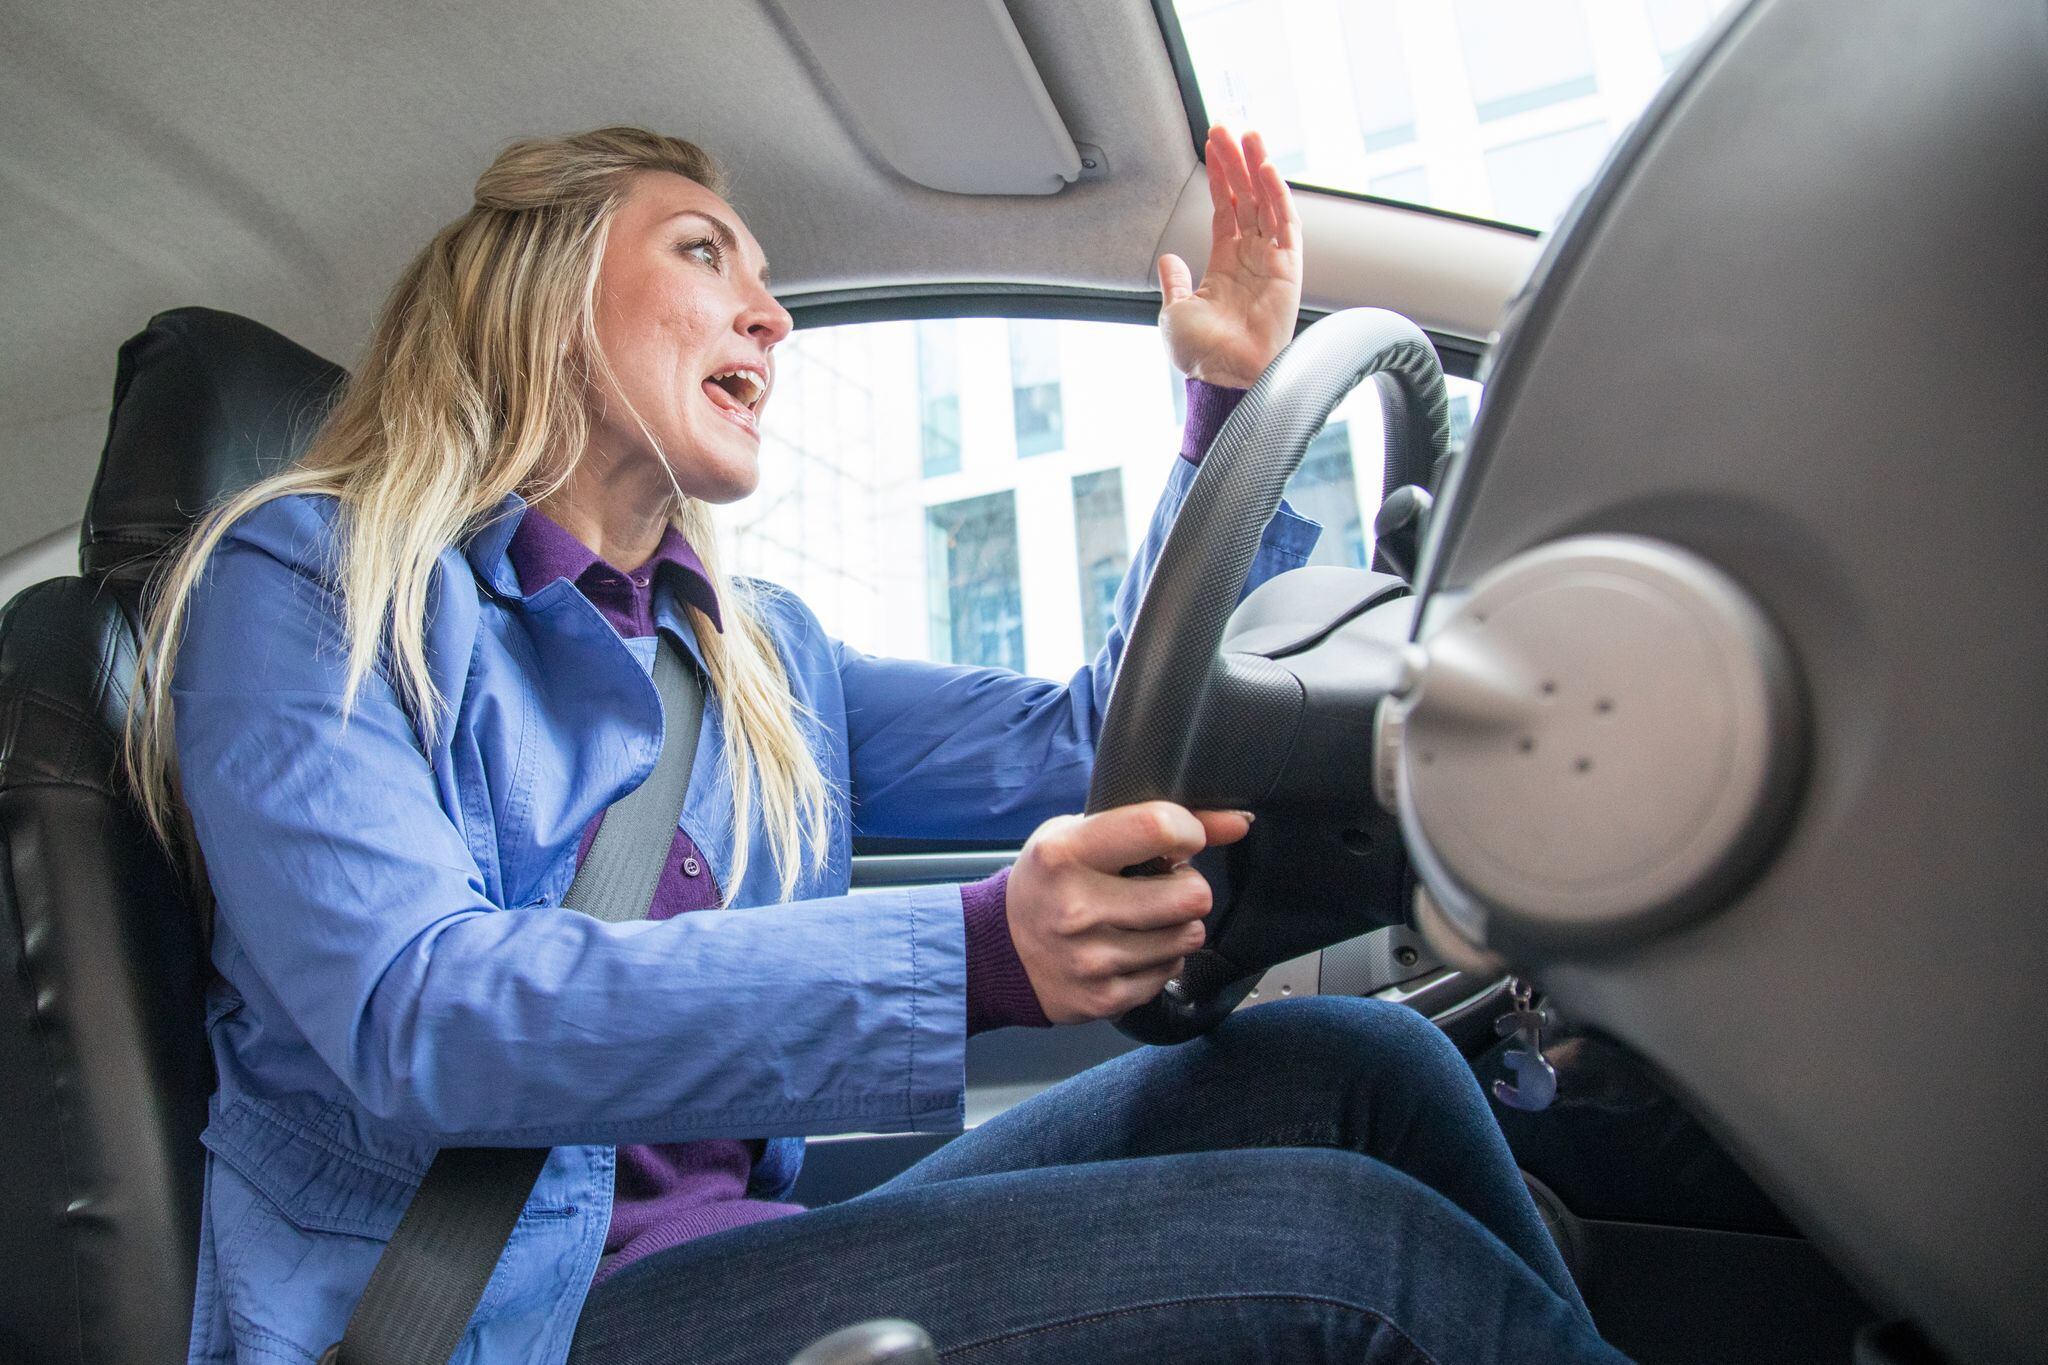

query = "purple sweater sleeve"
[961,382,1250,1033]
[963,868,1048,1033]
[1181,377,1250,464]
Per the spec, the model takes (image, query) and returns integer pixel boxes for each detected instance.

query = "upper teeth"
[712,369,764,408]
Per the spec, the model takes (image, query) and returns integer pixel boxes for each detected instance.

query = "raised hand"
[1158,126,1304,390]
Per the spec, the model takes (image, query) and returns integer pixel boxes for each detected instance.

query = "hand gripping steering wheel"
[1091,308,1451,1045]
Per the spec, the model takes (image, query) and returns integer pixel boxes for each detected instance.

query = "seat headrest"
[80,307,347,586]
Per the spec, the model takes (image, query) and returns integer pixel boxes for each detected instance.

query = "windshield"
[1169,0,1738,232]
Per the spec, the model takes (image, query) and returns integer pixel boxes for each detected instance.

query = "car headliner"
[0,0,1537,562]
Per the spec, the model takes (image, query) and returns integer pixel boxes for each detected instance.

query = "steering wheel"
[1089,308,1452,1045]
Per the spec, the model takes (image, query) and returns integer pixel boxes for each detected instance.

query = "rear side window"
[717,316,1479,680]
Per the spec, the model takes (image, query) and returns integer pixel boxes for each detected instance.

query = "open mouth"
[702,365,767,432]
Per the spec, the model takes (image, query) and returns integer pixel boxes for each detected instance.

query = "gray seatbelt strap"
[326,629,702,1365]
[564,632,704,922]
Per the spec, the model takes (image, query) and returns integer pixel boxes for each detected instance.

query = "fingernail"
[1236,809,1257,823]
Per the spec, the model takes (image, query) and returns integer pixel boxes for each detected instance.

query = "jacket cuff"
[1180,378,1250,465]
[962,867,1049,1033]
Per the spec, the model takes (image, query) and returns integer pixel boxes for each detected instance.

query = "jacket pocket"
[203,1093,424,1241]
[206,1152,381,1364]
[202,1094,589,1364]
[203,1096,434,1362]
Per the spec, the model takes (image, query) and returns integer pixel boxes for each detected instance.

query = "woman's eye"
[679,238,723,268]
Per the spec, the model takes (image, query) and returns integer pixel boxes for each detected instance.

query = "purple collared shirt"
[507,375,1246,1279]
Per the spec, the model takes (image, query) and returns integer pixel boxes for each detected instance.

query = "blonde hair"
[124,126,834,908]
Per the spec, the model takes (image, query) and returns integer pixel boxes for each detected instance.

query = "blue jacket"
[174,454,1318,1364]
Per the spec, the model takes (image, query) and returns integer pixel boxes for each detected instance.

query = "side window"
[717,316,1482,680]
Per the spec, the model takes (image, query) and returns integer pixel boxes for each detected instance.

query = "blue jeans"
[568,997,1631,1363]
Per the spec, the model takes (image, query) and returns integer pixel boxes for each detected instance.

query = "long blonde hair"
[124,126,834,908]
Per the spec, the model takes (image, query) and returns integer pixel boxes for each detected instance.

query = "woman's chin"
[677,458,760,505]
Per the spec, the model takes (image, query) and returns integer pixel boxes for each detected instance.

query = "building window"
[1453,0,1598,122]
[1643,0,1722,67]
[1071,469,1129,658]
[1008,320,1065,457]
[917,320,961,477]
[1482,121,1612,231]
[1340,0,1417,153]
[1287,422,1370,569]
[1369,166,1430,205]
[1447,392,1474,456]
[927,492,1025,671]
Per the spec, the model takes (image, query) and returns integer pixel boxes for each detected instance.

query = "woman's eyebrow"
[665,209,772,286]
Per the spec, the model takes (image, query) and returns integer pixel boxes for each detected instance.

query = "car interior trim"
[1143,0,1213,157]
[783,283,1487,382]
[848,852,1016,889]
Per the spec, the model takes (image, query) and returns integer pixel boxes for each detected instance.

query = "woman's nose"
[743,286,793,347]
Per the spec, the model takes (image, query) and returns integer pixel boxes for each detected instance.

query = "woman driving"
[128,124,1629,1364]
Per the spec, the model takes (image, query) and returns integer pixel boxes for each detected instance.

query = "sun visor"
[766,0,1083,195]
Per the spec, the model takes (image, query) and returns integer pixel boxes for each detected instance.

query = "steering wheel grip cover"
[1089,308,1449,1045]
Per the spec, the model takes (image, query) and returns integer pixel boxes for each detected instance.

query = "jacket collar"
[463,491,529,599]
[461,490,724,633]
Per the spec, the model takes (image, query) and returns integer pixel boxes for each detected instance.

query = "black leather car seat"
[0,308,345,1363]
